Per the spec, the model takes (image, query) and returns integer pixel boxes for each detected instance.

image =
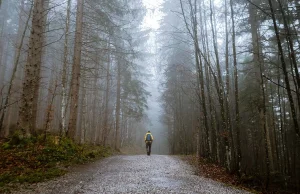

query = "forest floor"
[0,135,112,193]
[3,155,251,194]
[183,155,296,194]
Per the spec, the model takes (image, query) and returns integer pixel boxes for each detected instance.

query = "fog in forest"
[0,0,300,191]
[143,0,168,154]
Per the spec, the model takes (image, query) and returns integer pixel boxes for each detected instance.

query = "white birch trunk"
[61,0,72,135]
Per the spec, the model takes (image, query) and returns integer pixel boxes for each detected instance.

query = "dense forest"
[0,0,150,149]
[0,0,300,192]
[159,0,300,191]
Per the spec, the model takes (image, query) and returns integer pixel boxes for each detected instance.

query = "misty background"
[141,0,168,154]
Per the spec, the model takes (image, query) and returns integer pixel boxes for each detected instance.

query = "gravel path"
[10,155,251,194]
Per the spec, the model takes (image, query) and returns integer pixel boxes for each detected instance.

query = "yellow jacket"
[144,132,154,142]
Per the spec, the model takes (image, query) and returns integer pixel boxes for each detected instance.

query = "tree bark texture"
[18,0,48,136]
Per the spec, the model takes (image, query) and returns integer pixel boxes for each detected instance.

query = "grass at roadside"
[0,133,112,193]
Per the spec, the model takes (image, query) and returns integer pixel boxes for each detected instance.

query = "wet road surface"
[12,155,251,194]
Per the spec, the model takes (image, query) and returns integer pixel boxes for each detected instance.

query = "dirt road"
[11,155,251,194]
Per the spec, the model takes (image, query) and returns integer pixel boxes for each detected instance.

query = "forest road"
[11,155,251,194]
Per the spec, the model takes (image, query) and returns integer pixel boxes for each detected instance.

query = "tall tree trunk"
[194,0,210,158]
[209,0,230,169]
[259,59,271,189]
[18,0,48,136]
[103,42,111,146]
[225,0,231,145]
[68,0,84,140]
[278,70,286,174]
[79,77,86,144]
[32,0,49,132]
[91,69,99,144]
[61,0,72,136]
[200,0,218,162]
[115,60,121,150]
[230,0,241,175]
[249,1,270,187]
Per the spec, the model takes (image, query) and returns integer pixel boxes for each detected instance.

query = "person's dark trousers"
[146,141,152,155]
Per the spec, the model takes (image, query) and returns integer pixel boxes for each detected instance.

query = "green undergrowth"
[0,132,111,192]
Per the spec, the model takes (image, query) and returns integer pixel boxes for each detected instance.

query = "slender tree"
[68,0,84,140]
[61,0,72,135]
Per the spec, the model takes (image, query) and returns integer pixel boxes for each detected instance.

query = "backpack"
[146,134,152,141]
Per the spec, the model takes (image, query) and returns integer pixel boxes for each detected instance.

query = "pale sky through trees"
[142,0,163,30]
[142,0,168,154]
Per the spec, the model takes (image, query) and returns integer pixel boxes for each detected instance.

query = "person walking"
[144,131,154,156]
